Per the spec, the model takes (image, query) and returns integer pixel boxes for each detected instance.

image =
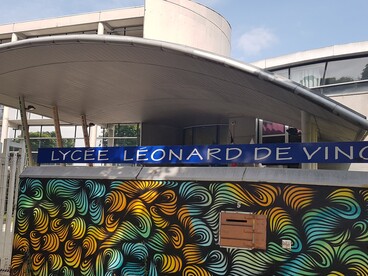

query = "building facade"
[0,1,368,275]
[252,43,368,171]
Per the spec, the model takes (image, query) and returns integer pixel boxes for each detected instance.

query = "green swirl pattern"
[11,178,368,275]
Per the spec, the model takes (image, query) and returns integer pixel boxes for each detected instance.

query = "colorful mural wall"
[11,177,368,275]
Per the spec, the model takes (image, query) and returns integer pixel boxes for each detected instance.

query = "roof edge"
[1,34,368,132]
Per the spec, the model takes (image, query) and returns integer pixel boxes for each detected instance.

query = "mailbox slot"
[219,211,267,250]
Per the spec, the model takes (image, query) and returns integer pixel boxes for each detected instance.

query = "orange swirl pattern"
[283,185,315,210]
[64,240,82,268]
[41,233,59,252]
[11,177,368,275]
[154,254,182,273]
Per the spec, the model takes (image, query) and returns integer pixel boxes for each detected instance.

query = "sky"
[1,0,368,63]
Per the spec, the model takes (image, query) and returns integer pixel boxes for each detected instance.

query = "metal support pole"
[301,111,318,170]
[81,114,93,166]
[52,106,63,148]
[81,114,90,147]
[19,96,34,166]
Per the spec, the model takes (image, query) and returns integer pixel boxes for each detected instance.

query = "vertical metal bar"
[19,96,34,166]
[3,152,17,263]
[0,139,10,266]
[13,141,25,225]
[81,114,90,148]
[0,152,5,269]
[52,106,63,148]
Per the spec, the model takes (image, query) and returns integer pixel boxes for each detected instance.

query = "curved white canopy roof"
[0,35,367,142]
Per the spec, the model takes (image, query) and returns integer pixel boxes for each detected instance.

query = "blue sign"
[37,142,368,164]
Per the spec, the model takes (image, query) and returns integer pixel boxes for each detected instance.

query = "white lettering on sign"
[226,148,242,160]
[254,147,271,161]
[303,147,321,160]
[276,147,292,161]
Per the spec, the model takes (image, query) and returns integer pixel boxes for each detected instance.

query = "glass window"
[218,125,229,144]
[29,126,41,134]
[60,126,76,138]
[8,108,18,120]
[41,126,55,134]
[193,126,217,145]
[273,68,289,78]
[98,123,140,147]
[259,120,288,144]
[29,113,43,119]
[324,57,368,85]
[75,126,84,138]
[184,125,229,145]
[262,121,285,135]
[290,63,326,88]
[184,128,193,145]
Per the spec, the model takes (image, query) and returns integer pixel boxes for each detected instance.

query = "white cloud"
[237,27,278,57]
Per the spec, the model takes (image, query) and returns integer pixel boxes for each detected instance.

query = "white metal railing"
[0,140,25,273]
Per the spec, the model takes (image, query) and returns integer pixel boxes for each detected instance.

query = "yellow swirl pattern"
[139,189,159,203]
[183,265,211,276]
[30,230,41,251]
[327,188,355,200]
[42,232,60,252]
[48,254,63,271]
[32,253,46,274]
[154,254,182,273]
[71,217,86,239]
[11,178,368,275]
[33,207,49,234]
[266,207,292,233]
[50,218,69,242]
[105,213,120,232]
[150,205,170,228]
[13,234,29,253]
[105,190,126,212]
[156,190,177,215]
[61,200,76,219]
[168,224,184,249]
[83,235,98,257]
[183,244,205,264]
[248,184,279,206]
[64,240,82,268]
[283,186,314,210]
[16,208,30,235]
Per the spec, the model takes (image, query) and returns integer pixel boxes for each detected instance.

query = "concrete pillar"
[97,22,105,35]
[301,111,318,170]
[11,33,18,42]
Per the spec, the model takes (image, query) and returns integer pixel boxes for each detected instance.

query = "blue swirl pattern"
[11,178,368,275]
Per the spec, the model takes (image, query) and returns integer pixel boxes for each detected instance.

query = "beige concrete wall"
[143,0,231,57]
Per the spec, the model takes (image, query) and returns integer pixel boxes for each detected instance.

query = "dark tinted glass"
[325,57,368,85]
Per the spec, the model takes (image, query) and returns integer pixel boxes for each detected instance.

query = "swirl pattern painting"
[11,178,368,275]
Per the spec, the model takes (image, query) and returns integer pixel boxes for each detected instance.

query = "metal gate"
[0,140,26,274]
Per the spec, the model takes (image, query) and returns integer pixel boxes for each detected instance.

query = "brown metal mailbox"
[219,211,267,250]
